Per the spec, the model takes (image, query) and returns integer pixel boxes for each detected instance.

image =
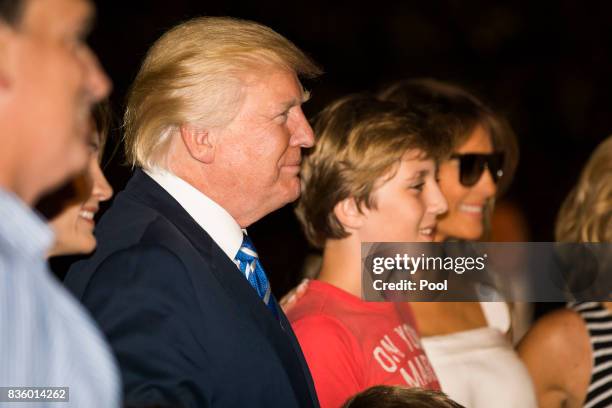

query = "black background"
[68,0,612,297]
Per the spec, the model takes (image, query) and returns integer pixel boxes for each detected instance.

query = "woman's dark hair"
[379,78,519,194]
[0,0,25,25]
[343,385,465,408]
[92,98,112,154]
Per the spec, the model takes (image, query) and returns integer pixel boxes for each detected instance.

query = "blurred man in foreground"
[0,0,118,406]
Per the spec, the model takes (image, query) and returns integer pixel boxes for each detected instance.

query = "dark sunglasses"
[450,152,505,187]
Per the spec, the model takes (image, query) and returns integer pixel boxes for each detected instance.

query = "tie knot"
[235,233,258,263]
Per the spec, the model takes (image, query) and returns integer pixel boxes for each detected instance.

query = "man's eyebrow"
[78,4,96,37]
[279,89,311,111]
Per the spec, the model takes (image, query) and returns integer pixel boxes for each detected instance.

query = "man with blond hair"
[0,0,119,406]
[65,16,321,407]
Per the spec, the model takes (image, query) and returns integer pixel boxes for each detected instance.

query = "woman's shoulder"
[518,306,592,407]
[519,307,589,355]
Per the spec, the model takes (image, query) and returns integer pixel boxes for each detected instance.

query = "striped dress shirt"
[0,189,120,407]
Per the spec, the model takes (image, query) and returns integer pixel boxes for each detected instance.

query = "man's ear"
[333,197,365,232]
[179,124,214,164]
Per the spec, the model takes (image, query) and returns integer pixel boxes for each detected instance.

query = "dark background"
[59,0,612,297]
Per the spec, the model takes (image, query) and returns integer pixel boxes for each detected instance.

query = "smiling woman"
[437,125,499,240]
[377,79,535,408]
[36,101,113,257]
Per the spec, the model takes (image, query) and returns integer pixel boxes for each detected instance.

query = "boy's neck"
[318,236,362,298]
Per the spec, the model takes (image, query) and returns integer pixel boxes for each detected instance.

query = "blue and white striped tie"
[234,233,278,318]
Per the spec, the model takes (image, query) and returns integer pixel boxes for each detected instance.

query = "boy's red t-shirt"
[287,280,440,408]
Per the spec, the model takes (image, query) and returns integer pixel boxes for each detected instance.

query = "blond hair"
[296,94,451,248]
[556,135,612,242]
[124,16,321,169]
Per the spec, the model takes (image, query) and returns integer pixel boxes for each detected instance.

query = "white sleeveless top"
[421,303,537,408]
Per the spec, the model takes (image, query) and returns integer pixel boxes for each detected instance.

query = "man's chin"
[269,183,300,211]
[285,178,302,201]
[256,179,301,216]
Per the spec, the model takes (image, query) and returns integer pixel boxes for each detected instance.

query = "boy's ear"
[333,197,365,232]
[179,124,214,164]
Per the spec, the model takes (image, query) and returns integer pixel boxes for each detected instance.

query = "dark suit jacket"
[64,169,320,408]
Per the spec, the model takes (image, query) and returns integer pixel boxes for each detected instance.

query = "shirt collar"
[144,168,244,261]
[0,188,54,258]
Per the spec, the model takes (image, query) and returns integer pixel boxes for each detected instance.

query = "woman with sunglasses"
[518,135,612,408]
[379,79,535,408]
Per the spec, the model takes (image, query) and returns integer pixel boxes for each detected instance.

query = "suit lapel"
[126,169,319,407]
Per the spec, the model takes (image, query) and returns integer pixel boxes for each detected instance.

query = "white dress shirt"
[145,168,244,261]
